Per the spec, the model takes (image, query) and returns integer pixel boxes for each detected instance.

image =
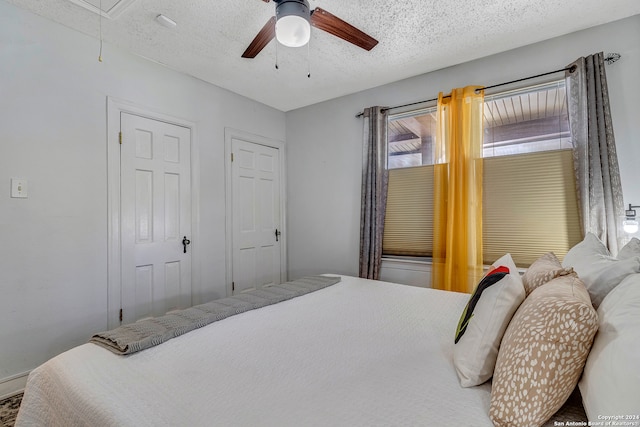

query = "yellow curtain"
[432,86,484,293]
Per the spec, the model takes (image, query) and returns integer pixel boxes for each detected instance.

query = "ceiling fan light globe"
[276,15,310,47]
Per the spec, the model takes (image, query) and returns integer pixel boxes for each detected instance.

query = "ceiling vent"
[65,0,137,19]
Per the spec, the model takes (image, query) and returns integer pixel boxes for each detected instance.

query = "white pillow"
[453,253,525,387]
[579,273,640,420]
[562,233,640,308]
[617,237,640,260]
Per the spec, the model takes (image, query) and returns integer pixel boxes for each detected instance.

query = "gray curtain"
[566,52,624,253]
[359,106,389,279]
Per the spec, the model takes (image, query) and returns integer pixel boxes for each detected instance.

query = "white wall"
[286,15,640,280]
[0,1,285,389]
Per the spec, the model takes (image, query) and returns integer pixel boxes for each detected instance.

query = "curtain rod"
[355,52,621,118]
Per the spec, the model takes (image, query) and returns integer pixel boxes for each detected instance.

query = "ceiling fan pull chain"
[307,35,311,78]
[275,38,279,70]
[98,0,103,62]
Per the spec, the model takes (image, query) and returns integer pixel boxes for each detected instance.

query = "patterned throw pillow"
[521,252,573,295]
[453,253,525,387]
[489,275,598,427]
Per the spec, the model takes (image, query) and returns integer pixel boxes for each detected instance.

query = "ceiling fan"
[242,0,378,58]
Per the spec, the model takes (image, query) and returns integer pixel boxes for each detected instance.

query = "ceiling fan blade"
[310,7,378,51]
[261,0,270,2]
[242,16,276,58]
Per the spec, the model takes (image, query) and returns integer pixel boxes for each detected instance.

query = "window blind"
[482,149,581,266]
[383,165,434,257]
[382,149,581,267]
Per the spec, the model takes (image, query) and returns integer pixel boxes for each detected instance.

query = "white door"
[120,112,192,323]
[232,138,282,293]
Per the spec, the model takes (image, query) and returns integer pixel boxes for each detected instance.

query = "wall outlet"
[11,178,28,198]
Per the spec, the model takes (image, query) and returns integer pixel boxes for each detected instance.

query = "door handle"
[182,236,191,253]
[275,229,281,242]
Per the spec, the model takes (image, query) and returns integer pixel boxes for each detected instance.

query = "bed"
[15,241,640,427]
[16,275,496,426]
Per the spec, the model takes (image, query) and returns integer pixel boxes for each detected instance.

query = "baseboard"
[0,372,29,400]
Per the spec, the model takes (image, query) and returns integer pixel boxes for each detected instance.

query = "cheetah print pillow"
[521,252,574,295]
[489,275,598,427]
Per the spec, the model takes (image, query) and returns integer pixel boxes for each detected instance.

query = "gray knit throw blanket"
[90,275,341,355]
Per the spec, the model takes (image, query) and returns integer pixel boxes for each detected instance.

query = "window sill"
[382,256,526,274]
[381,255,432,265]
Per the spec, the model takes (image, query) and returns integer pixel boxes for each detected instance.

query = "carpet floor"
[0,393,22,427]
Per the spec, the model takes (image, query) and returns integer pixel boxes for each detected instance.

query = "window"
[382,80,582,267]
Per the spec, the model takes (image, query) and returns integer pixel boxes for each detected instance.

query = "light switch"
[11,178,28,198]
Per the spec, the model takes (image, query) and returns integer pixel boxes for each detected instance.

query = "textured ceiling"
[5,0,640,111]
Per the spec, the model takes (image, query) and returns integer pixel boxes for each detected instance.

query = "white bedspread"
[16,275,493,427]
